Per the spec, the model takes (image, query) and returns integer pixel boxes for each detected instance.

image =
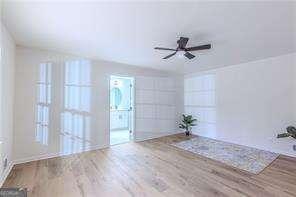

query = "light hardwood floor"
[3,134,296,197]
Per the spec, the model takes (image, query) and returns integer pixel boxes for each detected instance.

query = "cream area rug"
[172,136,279,174]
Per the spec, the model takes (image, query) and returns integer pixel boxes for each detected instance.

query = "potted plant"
[179,114,197,136]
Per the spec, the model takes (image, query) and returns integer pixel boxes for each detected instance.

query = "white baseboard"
[0,144,108,187]
[0,161,14,188]
[0,132,183,186]
[12,131,183,165]
[13,144,108,165]
[135,131,183,142]
[13,152,62,165]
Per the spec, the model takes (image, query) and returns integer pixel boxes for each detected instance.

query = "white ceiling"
[2,1,296,73]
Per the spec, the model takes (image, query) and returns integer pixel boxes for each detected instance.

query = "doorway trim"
[108,75,135,146]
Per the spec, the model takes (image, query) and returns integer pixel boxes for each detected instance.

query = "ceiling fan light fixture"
[177,51,185,58]
[154,37,211,60]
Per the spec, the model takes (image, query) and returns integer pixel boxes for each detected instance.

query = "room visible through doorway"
[109,75,134,145]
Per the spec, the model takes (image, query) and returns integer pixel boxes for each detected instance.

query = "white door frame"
[108,75,135,146]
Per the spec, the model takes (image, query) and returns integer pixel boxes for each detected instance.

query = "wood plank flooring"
[3,134,296,197]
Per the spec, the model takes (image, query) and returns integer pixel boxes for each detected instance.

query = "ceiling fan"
[154,37,211,59]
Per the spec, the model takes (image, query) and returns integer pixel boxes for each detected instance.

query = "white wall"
[185,53,296,157]
[294,59,296,122]
[13,46,182,163]
[0,22,15,185]
[135,76,178,140]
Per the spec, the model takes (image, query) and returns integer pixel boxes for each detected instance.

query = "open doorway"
[109,75,134,145]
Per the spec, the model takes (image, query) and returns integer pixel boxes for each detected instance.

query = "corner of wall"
[0,161,13,187]
[0,21,16,187]
[293,53,296,124]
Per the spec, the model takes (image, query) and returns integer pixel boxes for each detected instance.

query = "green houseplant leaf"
[179,114,197,136]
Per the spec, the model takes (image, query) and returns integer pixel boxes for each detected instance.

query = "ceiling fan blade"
[184,52,195,59]
[163,52,177,59]
[186,44,211,51]
[154,47,176,51]
[177,37,189,49]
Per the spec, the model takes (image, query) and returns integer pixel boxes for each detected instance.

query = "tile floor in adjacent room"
[110,129,132,145]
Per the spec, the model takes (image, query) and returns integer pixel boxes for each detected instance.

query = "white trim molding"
[0,161,14,187]
[0,144,108,187]
[13,144,108,165]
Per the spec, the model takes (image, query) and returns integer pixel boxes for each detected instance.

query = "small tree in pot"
[179,114,197,136]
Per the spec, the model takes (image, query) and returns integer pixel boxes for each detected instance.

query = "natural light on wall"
[60,60,92,155]
[35,62,52,145]
[184,74,217,138]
